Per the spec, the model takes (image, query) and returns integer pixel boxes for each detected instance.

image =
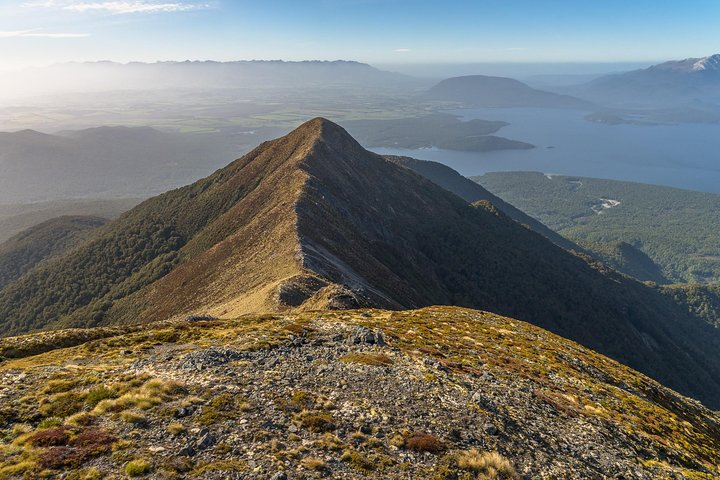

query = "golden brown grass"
[339,352,393,366]
[456,450,519,479]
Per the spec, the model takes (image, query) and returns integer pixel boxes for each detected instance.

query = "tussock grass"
[456,450,519,479]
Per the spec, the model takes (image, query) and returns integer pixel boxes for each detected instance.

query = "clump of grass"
[316,432,344,451]
[66,467,103,480]
[65,412,97,428]
[456,450,519,479]
[340,449,375,472]
[301,456,326,471]
[38,417,63,429]
[11,423,32,437]
[159,456,193,475]
[42,379,78,394]
[85,386,116,408]
[39,391,87,418]
[340,352,393,366]
[197,392,250,426]
[125,459,152,477]
[120,410,148,428]
[404,432,445,454]
[276,390,316,413]
[295,410,336,433]
[167,422,186,436]
[0,461,36,478]
[93,378,182,415]
[192,460,246,474]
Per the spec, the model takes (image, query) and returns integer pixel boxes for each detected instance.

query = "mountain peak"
[274,117,366,163]
[648,53,720,73]
[692,53,720,71]
[290,117,349,141]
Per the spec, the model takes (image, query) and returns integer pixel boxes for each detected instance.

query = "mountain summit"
[2,118,720,406]
[425,75,590,108]
[651,53,720,73]
[578,53,720,105]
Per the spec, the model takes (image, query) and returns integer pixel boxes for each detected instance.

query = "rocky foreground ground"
[1,306,719,479]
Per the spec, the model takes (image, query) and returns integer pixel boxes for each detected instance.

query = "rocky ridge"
[1,307,718,479]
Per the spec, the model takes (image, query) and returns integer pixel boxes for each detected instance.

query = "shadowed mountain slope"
[385,156,668,283]
[384,156,578,251]
[1,119,720,407]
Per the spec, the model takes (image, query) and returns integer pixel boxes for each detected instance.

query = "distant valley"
[0,126,267,203]
[475,172,720,284]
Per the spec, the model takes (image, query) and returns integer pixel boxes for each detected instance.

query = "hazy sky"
[1,0,719,70]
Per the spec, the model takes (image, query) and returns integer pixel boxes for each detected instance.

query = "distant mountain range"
[574,53,720,106]
[0,198,141,244]
[0,126,254,203]
[2,60,422,99]
[425,75,591,108]
[3,119,720,408]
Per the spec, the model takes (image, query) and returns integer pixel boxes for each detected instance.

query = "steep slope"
[1,307,719,479]
[664,284,720,328]
[0,216,106,290]
[2,119,720,407]
[579,241,667,285]
[385,157,667,283]
[426,75,590,108]
[0,122,320,334]
[384,156,578,251]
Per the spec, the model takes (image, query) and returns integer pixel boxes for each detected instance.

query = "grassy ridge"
[0,307,718,478]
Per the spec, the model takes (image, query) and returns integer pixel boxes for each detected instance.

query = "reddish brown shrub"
[405,432,445,454]
[29,427,70,447]
[38,447,85,469]
[70,428,116,455]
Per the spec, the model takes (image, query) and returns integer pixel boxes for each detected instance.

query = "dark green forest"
[475,171,720,284]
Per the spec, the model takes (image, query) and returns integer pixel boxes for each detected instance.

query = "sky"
[1,0,720,71]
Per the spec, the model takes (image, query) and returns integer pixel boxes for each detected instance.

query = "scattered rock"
[197,431,216,450]
[347,326,385,346]
[186,314,217,322]
[180,347,245,370]
[178,444,195,457]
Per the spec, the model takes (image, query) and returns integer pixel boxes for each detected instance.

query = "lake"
[371,108,720,193]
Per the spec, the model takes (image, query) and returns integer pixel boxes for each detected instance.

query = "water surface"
[371,108,720,193]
